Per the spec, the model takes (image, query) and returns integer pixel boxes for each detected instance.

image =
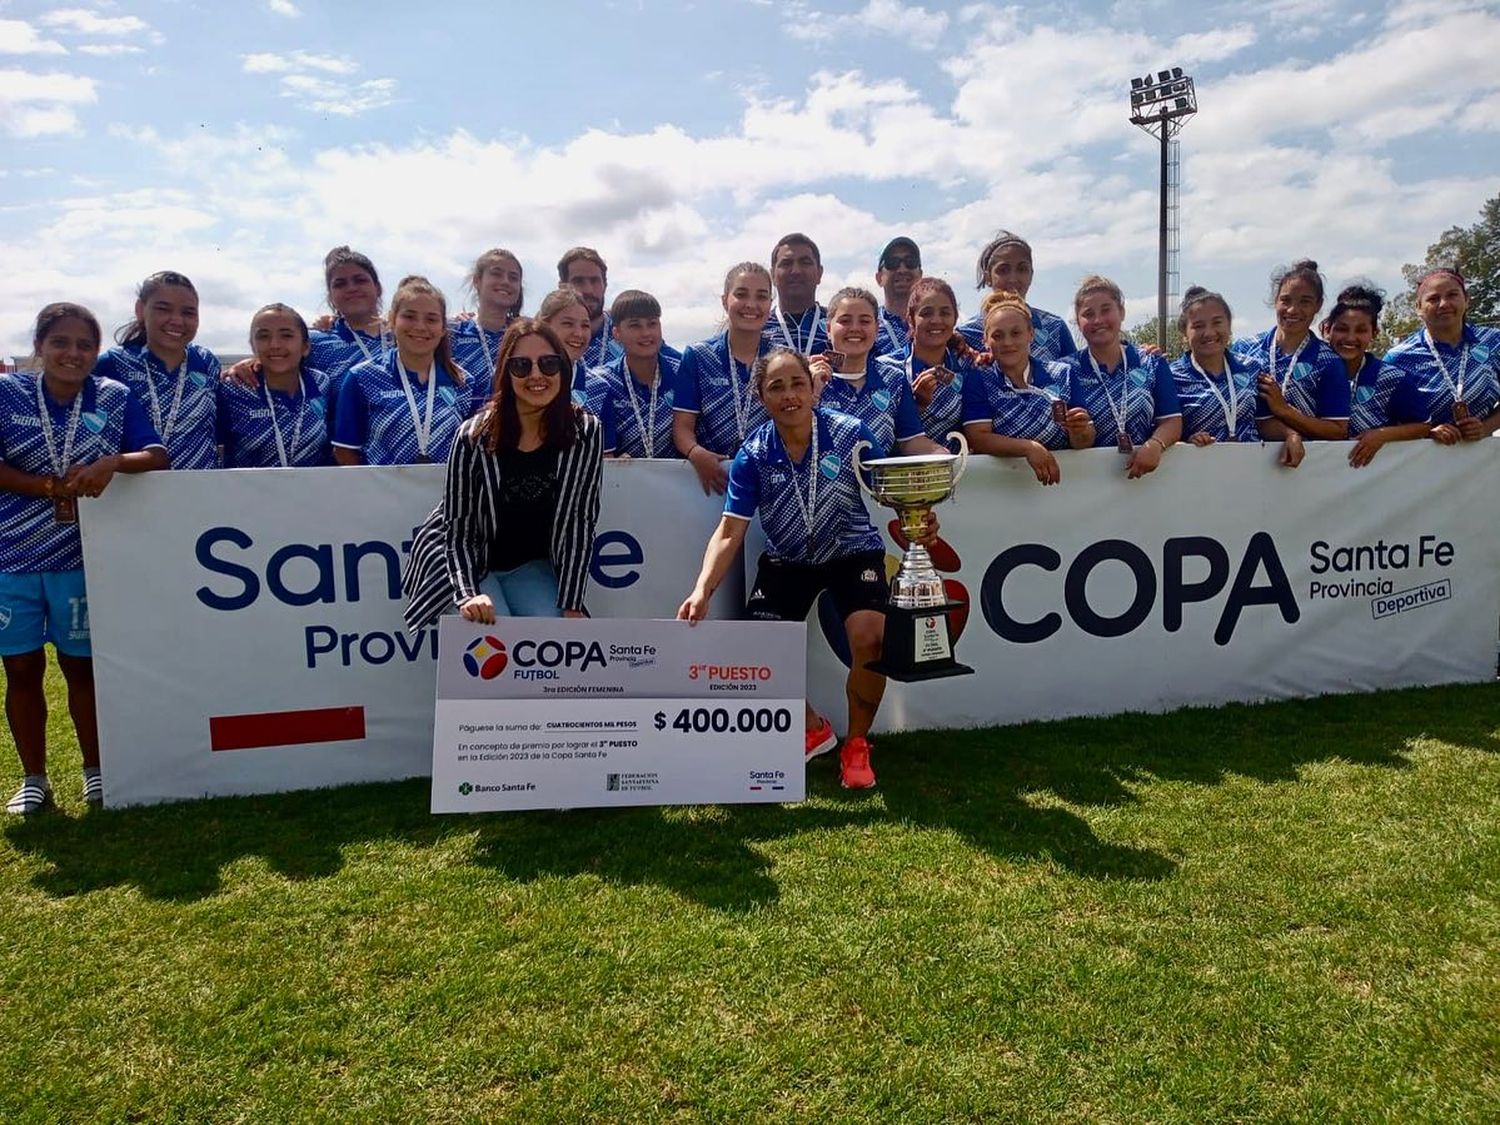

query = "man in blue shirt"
[873,237,921,358]
[765,233,831,355]
[558,247,623,370]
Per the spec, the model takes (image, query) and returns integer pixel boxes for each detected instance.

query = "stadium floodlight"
[1129,67,1198,349]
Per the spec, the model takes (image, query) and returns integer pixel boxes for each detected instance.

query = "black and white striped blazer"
[402,408,602,631]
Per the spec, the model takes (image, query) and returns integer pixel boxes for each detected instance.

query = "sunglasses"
[882,254,921,271]
[506,354,566,378]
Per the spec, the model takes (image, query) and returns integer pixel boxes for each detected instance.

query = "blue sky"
[2,0,1498,358]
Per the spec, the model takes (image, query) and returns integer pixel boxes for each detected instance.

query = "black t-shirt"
[486,445,559,574]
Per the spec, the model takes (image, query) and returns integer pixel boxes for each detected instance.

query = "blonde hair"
[981,289,1031,324]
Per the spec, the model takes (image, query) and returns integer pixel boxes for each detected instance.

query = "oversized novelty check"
[431,617,806,812]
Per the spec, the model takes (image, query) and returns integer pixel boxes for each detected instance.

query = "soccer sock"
[25,773,50,791]
[83,767,101,782]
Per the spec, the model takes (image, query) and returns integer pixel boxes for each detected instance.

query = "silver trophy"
[853,434,974,680]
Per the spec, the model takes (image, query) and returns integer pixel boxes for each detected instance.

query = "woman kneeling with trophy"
[676,349,952,791]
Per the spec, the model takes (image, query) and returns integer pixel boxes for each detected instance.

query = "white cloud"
[280,75,398,116]
[3,0,1498,356]
[77,43,143,57]
[37,9,150,37]
[242,51,357,76]
[783,0,950,50]
[0,19,67,55]
[240,51,395,115]
[0,68,96,136]
[267,0,302,16]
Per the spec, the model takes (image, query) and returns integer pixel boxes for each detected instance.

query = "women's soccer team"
[3,233,1496,810]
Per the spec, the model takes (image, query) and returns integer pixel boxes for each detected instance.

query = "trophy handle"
[946,430,969,493]
[852,439,878,502]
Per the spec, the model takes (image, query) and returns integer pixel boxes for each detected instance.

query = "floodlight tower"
[1129,67,1197,349]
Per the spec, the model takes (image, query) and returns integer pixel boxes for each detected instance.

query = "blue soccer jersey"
[763,305,830,356]
[308,318,387,403]
[583,313,625,371]
[1063,343,1182,448]
[1383,325,1500,426]
[816,364,925,457]
[585,349,685,458]
[449,318,509,406]
[217,369,333,467]
[874,344,975,443]
[674,332,773,457]
[0,373,162,573]
[1170,352,1262,443]
[872,307,910,359]
[92,342,220,470]
[724,408,884,565]
[960,358,1073,450]
[1232,328,1350,424]
[957,305,1078,362]
[332,353,473,465]
[1348,353,1415,435]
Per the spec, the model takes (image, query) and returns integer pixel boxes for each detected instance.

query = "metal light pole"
[1129,68,1197,351]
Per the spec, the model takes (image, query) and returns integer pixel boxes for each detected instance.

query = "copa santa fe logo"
[463,634,509,679]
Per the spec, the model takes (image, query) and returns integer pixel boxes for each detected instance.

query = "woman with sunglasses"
[403,319,603,627]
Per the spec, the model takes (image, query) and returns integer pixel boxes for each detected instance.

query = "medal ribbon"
[786,415,819,553]
[138,350,189,443]
[262,373,307,468]
[396,357,439,459]
[1190,354,1239,437]
[35,376,84,478]
[622,357,661,458]
[1421,329,1469,405]
[1088,348,1132,438]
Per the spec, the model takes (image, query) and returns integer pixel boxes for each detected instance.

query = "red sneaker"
[804,715,837,761]
[839,736,876,789]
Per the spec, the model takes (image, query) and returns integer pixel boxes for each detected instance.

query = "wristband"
[688,444,701,460]
[1146,437,1166,452]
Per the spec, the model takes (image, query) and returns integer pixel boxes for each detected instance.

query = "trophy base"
[865,602,975,683]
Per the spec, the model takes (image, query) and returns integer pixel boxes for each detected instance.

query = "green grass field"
[1,669,1496,1123]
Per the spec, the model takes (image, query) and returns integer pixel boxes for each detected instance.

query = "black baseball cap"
[877,237,921,269]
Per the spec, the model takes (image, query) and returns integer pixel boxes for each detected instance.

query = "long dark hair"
[33,302,102,357]
[478,318,580,454]
[116,270,196,347]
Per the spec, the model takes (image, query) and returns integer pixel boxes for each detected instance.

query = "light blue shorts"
[0,569,91,657]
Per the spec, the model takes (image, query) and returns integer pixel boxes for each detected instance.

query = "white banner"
[81,442,1499,806]
[431,617,805,811]
[81,459,727,807]
[804,440,1499,731]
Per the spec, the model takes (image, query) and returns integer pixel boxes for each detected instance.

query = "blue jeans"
[474,559,563,618]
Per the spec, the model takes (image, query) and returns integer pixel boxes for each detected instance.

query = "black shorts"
[745,550,888,623]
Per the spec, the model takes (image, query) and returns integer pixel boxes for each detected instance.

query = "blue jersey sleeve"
[1316,356,1352,419]
[588,379,618,453]
[723,447,759,520]
[959,366,992,425]
[1150,356,1182,420]
[1388,376,1431,425]
[120,386,163,453]
[332,370,370,449]
[673,347,703,414]
[1054,327,1078,359]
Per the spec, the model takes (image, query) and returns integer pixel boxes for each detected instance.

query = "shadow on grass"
[5,683,1495,909]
